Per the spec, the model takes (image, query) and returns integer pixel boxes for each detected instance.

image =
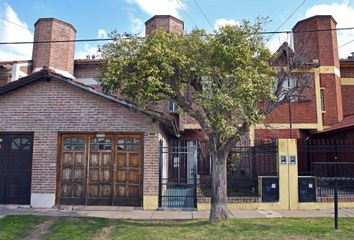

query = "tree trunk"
[209,149,231,223]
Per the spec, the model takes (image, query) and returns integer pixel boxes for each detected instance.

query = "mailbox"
[298,176,316,202]
[259,176,279,202]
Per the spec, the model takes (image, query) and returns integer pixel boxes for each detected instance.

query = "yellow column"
[287,139,299,210]
[143,195,159,210]
[277,139,290,210]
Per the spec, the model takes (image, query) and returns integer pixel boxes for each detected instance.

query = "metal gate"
[158,140,197,209]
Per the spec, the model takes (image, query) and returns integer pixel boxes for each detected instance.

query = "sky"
[0,0,354,61]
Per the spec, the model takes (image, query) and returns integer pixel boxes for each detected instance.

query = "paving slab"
[341,208,354,217]
[151,210,193,220]
[231,210,265,218]
[258,210,282,218]
[191,211,209,219]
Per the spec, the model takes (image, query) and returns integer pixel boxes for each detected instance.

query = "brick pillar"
[145,15,184,35]
[32,18,76,76]
[293,15,343,126]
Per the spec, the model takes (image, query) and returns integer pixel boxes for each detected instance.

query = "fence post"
[194,168,197,208]
[334,181,339,229]
[193,145,198,209]
[158,140,163,208]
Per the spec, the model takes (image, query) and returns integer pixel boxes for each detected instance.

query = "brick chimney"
[145,15,184,35]
[293,15,343,126]
[32,18,76,76]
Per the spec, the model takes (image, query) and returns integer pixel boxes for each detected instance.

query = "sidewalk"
[1,205,354,220]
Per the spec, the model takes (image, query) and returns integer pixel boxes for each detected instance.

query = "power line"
[192,0,213,29]
[335,39,354,50]
[1,26,354,45]
[0,16,33,31]
[266,0,307,43]
[175,0,197,28]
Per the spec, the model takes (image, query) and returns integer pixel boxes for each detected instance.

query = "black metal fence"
[298,139,354,175]
[199,139,278,198]
[298,139,354,200]
[314,162,354,198]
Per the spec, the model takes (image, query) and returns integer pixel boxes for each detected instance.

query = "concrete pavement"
[1,205,354,220]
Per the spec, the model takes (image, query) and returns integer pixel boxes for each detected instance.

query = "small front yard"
[1,215,354,240]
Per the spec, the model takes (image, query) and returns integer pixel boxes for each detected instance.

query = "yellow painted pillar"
[277,139,290,210]
[287,139,299,210]
[143,195,158,210]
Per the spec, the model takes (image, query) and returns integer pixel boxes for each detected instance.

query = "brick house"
[0,18,176,208]
[1,14,354,209]
[254,15,354,141]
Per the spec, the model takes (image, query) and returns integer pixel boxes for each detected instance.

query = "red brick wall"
[293,16,339,67]
[32,18,76,75]
[320,74,343,125]
[0,79,161,196]
[340,66,354,78]
[145,15,184,35]
[255,129,308,140]
[293,16,342,126]
[264,98,317,124]
[74,62,101,79]
[342,85,354,116]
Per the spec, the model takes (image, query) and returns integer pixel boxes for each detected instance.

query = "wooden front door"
[58,133,143,206]
[115,135,142,206]
[59,136,87,204]
[87,137,113,205]
[0,133,33,204]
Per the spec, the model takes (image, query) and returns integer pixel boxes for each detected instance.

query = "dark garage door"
[0,133,33,204]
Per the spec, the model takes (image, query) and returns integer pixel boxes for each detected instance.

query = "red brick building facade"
[1,14,354,208]
[255,15,354,142]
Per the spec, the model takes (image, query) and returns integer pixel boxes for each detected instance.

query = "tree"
[100,20,306,222]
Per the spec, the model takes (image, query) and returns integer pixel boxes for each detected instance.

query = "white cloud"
[97,29,108,39]
[127,13,145,36]
[126,0,182,17]
[0,3,33,61]
[75,43,100,59]
[75,29,108,59]
[305,0,354,58]
[214,18,239,30]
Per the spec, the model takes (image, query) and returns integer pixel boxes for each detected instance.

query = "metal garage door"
[0,133,33,204]
[58,133,143,206]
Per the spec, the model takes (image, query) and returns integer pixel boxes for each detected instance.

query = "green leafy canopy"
[101,19,276,139]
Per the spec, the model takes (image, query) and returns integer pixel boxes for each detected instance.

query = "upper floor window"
[168,101,179,112]
[320,88,325,111]
[277,76,298,102]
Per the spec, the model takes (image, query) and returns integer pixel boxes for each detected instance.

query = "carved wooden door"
[115,135,142,206]
[58,133,143,206]
[59,136,87,205]
[87,137,113,205]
